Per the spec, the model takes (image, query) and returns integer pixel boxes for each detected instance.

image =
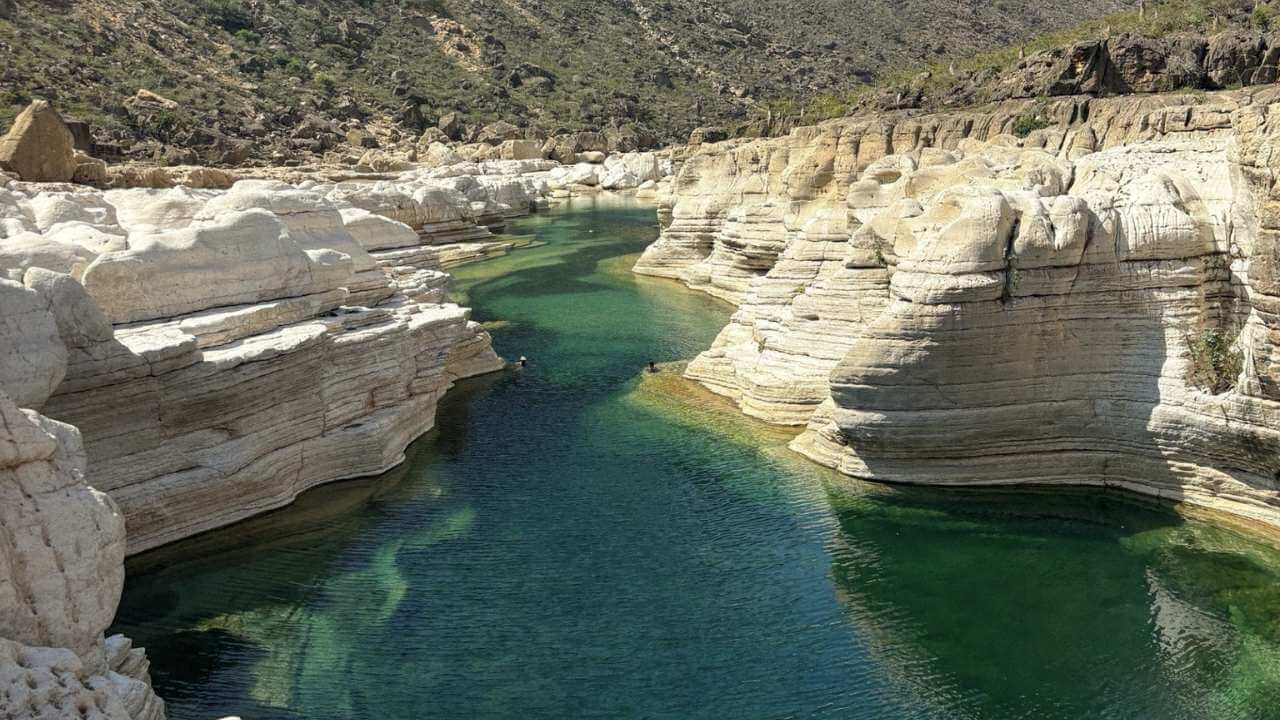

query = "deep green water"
[114,197,1280,720]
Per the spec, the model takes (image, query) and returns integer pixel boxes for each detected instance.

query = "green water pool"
[113,196,1280,720]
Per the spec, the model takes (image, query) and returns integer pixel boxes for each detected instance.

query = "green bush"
[314,72,338,93]
[275,54,311,78]
[1011,113,1050,138]
[1186,327,1243,394]
[405,0,450,15]
[1254,3,1278,30]
[198,0,253,32]
[233,28,261,44]
[137,110,181,142]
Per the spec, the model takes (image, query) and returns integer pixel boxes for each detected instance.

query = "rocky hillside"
[775,0,1280,124]
[0,0,1128,163]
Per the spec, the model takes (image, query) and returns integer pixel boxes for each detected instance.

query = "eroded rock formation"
[0,170,541,554]
[0,281,164,719]
[639,87,1280,532]
[0,149,676,551]
[0,147,667,718]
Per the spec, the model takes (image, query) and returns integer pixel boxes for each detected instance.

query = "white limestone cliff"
[639,87,1280,534]
[0,280,164,720]
[0,150,668,719]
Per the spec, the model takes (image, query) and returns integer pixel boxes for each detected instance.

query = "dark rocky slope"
[0,0,1126,164]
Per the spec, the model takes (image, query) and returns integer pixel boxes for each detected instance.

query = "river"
[113,196,1280,720]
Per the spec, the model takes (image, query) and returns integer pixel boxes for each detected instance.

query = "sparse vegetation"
[0,0,1135,155]
[3,0,1269,160]
[197,0,253,32]
[1187,327,1244,394]
[314,72,338,94]
[1012,113,1050,138]
[758,0,1260,128]
[1253,2,1279,30]
[138,110,181,143]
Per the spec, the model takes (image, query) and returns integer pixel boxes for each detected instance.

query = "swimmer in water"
[519,356,528,368]
[648,360,657,373]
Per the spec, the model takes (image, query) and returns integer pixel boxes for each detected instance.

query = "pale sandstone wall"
[0,280,164,720]
[0,153,670,719]
[641,87,1280,532]
[0,152,672,557]
[0,174,524,555]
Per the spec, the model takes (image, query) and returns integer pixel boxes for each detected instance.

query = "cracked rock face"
[0,289,162,719]
[641,87,1280,532]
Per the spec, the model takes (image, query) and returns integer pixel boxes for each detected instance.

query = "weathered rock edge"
[637,86,1280,535]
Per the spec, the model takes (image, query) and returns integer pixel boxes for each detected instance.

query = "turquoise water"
[113,197,1280,720]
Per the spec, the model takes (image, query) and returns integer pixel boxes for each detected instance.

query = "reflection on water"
[114,196,1280,720]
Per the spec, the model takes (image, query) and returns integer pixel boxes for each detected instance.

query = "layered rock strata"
[639,87,1280,532]
[0,149,672,555]
[0,149,670,719]
[0,281,164,719]
[0,174,519,555]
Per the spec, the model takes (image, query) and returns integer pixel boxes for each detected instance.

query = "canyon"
[636,85,1280,534]
[7,80,1280,716]
[0,115,671,717]
[8,14,1280,715]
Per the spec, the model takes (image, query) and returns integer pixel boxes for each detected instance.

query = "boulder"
[0,279,67,408]
[578,150,607,164]
[541,131,609,163]
[347,128,379,149]
[499,139,542,161]
[456,143,501,162]
[106,165,174,189]
[168,165,235,189]
[604,125,656,152]
[418,127,450,147]
[64,118,94,153]
[421,141,464,166]
[123,89,178,120]
[546,163,599,188]
[0,100,78,182]
[71,151,109,188]
[207,137,253,166]
[601,152,660,189]
[358,149,414,172]
[688,126,729,145]
[475,120,524,146]
[507,62,556,89]
[438,111,462,140]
